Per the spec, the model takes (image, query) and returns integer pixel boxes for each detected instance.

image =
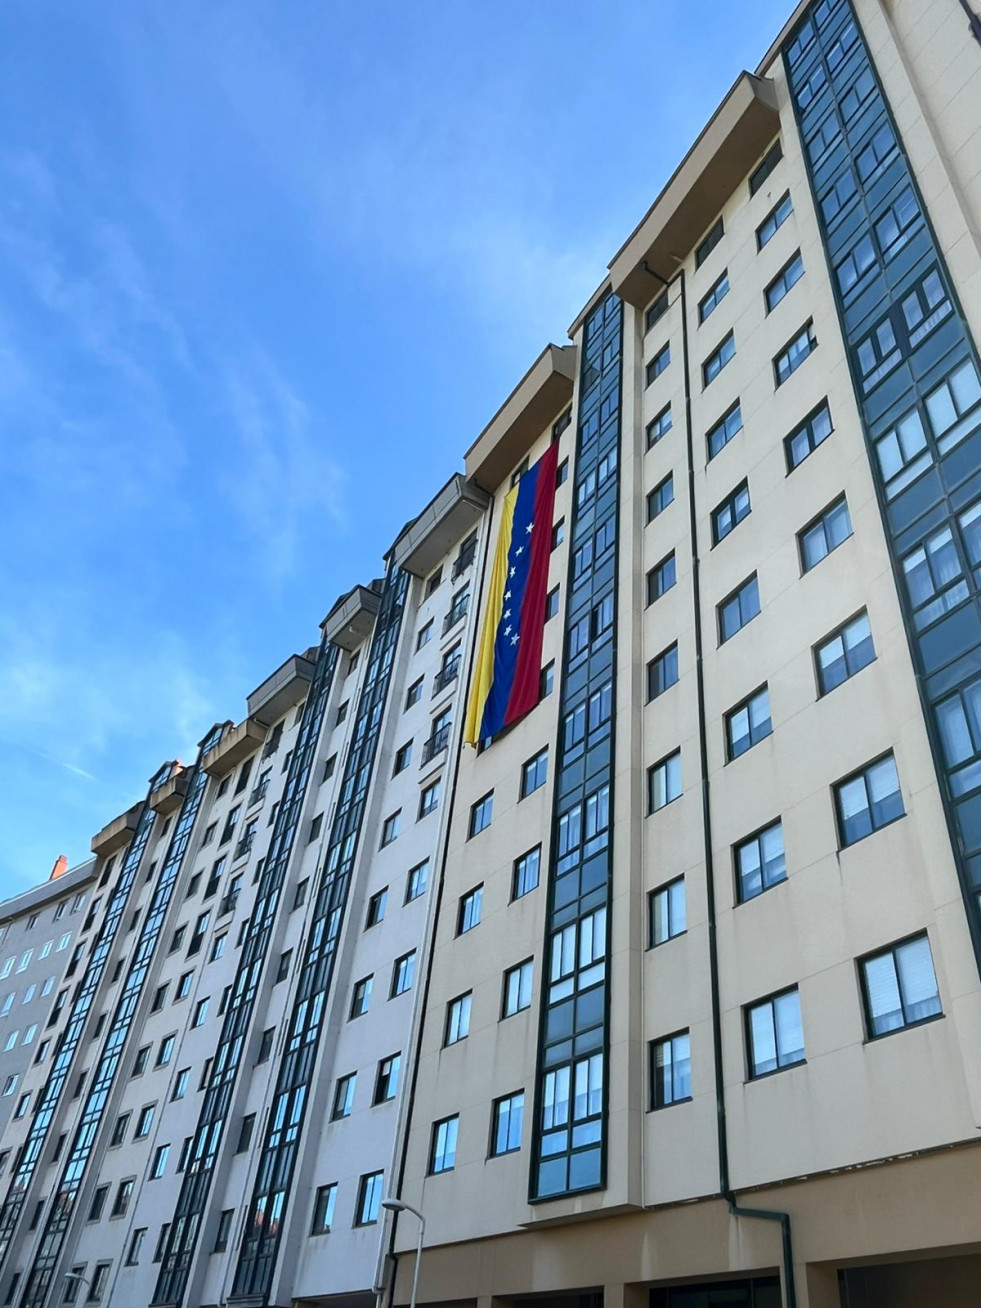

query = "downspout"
[643,260,798,1308]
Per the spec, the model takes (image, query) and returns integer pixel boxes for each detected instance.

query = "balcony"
[442,594,469,636]
[391,474,489,579]
[451,539,477,581]
[91,803,142,858]
[432,659,461,696]
[421,724,451,765]
[233,831,256,863]
[150,769,188,816]
[218,888,240,918]
[203,719,268,779]
[321,583,381,652]
[247,777,270,809]
[246,653,315,729]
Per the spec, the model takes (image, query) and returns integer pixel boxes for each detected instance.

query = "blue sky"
[0,0,790,898]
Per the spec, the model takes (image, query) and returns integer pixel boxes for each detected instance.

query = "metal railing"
[442,594,469,635]
[421,724,451,764]
[432,658,460,695]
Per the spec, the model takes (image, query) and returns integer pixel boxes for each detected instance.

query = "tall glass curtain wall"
[17,728,223,1308]
[0,775,161,1284]
[531,293,623,1199]
[153,642,340,1307]
[785,0,981,961]
[233,565,409,1299]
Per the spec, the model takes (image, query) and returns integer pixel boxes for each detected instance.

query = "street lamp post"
[382,1198,425,1308]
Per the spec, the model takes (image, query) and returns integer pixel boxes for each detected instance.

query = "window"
[699,269,729,323]
[374,1052,401,1103]
[64,1267,87,1303]
[323,753,337,782]
[354,1171,383,1225]
[645,292,668,332]
[171,1069,189,1101]
[201,822,216,848]
[775,321,817,385]
[332,1072,356,1120]
[785,400,833,471]
[153,1225,170,1265]
[335,700,349,727]
[556,457,569,486]
[757,191,793,250]
[391,951,416,997]
[429,1116,459,1174]
[703,331,735,386]
[902,523,969,630]
[695,216,723,267]
[747,987,805,1077]
[200,1058,214,1089]
[468,793,493,838]
[151,983,168,1013]
[236,1113,255,1153]
[725,686,772,760]
[458,885,483,934]
[311,1185,337,1235]
[112,1177,135,1216]
[393,741,412,775]
[646,552,676,605]
[650,1031,691,1108]
[736,820,786,902]
[712,480,750,545]
[365,889,387,928]
[648,750,681,812]
[512,847,540,901]
[88,1263,110,1302]
[646,343,670,385]
[502,959,533,1018]
[521,749,548,798]
[445,993,472,1045]
[545,586,560,620]
[405,678,423,710]
[257,1027,275,1063]
[649,878,686,945]
[214,1208,234,1253]
[937,675,981,797]
[491,1091,524,1156]
[901,267,953,350]
[293,879,309,911]
[126,1228,146,1266]
[135,1105,154,1139]
[133,1044,150,1076]
[350,974,372,1019]
[416,620,433,651]
[834,753,904,847]
[405,860,429,903]
[89,1185,109,1221]
[718,574,760,643]
[275,950,292,985]
[647,642,679,701]
[799,497,852,573]
[110,1113,129,1146]
[176,970,193,1000]
[150,1144,169,1179]
[156,1034,175,1067]
[540,661,555,698]
[646,473,674,522]
[646,405,672,447]
[307,812,324,844]
[860,933,942,1038]
[706,400,743,460]
[765,250,804,312]
[219,806,240,846]
[815,612,875,695]
[551,519,565,550]
[209,933,226,962]
[380,811,401,847]
[749,139,782,195]
[418,779,441,818]
[13,1092,29,1120]
[192,998,209,1028]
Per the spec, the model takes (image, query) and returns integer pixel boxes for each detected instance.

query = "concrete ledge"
[322,584,382,652]
[202,719,267,778]
[391,474,490,578]
[91,803,142,857]
[247,653,315,727]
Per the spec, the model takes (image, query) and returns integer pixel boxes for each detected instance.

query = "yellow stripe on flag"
[464,487,518,745]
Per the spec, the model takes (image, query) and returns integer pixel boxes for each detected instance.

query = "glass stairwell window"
[902,524,968,630]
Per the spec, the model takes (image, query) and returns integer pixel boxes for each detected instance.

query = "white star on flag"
[504,590,511,600]
[509,568,516,578]
[526,522,534,533]
[511,634,519,645]
[515,546,523,556]
[504,626,511,635]
[503,610,511,619]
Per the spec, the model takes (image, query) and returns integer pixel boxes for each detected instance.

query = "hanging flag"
[465,442,559,745]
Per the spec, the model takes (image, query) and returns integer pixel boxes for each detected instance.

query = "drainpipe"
[643,259,798,1308]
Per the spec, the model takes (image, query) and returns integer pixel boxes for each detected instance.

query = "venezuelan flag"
[465,442,559,745]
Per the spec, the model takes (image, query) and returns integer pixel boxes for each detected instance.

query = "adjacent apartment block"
[1,0,980,1305]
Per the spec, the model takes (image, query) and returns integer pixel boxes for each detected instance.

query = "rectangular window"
[512,847,541,900]
[746,987,805,1077]
[546,586,560,620]
[648,750,682,812]
[393,741,412,775]
[902,523,969,630]
[695,216,723,267]
[153,1226,170,1264]
[646,404,672,447]
[860,933,942,1038]
[765,250,804,312]
[702,331,735,387]
[491,1091,524,1156]
[213,1208,234,1253]
[520,749,548,798]
[540,662,555,698]
[171,1069,189,1101]
[192,998,208,1028]
[350,975,372,1019]
[429,1116,459,1176]
[646,552,676,605]
[785,399,833,471]
[706,400,743,460]
[89,1185,109,1221]
[775,321,817,385]
[88,1263,110,1303]
[458,886,483,934]
[650,1031,691,1108]
[799,496,852,572]
[725,686,772,760]
[155,1035,175,1067]
[354,1171,383,1226]
[468,793,493,838]
[647,642,679,701]
[134,1105,154,1138]
[236,1114,255,1153]
[256,1028,274,1063]
[649,877,686,945]
[374,1052,401,1104]
[718,574,760,643]
[112,1177,134,1216]
[405,859,429,903]
[110,1113,129,1146]
[646,343,670,385]
[698,269,730,323]
[416,620,433,651]
[749,139,782,195]
[502,959,533,1017]
[331,1072,356,1120]
[646,473,674,523]
[815,611,875,696]
[126,1228,145,1266]
[735,820,786,902]
[757,191,793,249]
[712,480,750,544]
[311,1184,337,1235]
[834,753,905,847]
[380,810,401,847]
[391,951,416,997]
[444,992,472,1045]
[645,293,668,332]
[418,778,441,819]
[551,519,565,550]
[150,1144,169,1180]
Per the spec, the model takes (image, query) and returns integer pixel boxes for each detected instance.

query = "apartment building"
[1,0,980,1306]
